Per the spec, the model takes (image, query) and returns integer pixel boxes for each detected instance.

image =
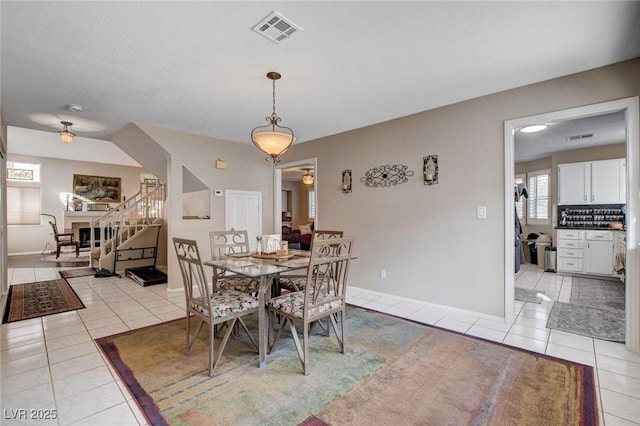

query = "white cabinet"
[557,229,615,276]
[558,159,625,205]
[584,231,613,275]
[558,162,589,204]
[557,230,584,273]
[591,159,625,203]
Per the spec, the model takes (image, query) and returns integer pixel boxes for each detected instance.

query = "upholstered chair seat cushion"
[267,291,342,319]
[216,277,259,294]
[190,290,259,319]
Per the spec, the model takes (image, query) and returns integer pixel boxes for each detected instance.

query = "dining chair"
[267,236,354,375]
[278,230,344,293]
[173,237,260,376]
[209,230,259,294]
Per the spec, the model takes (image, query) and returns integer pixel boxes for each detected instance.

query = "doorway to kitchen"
[504,97,639,353]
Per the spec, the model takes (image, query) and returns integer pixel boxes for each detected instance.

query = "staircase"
[89,181,166,273]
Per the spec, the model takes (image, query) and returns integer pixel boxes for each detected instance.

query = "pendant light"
[301,168,314,185]
[58,121,76,144]
[251,71,296,163]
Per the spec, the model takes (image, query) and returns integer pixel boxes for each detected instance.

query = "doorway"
[504,97,640,353]
[274,158,318,238]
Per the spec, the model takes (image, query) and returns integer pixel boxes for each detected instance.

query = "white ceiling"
[515,110,627,162]
[2,1,640,157]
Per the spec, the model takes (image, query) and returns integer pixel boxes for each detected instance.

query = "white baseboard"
[347,285,506,324]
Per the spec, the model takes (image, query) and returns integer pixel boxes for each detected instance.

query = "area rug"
[41,253,90,267]
[515,287,546,303]
[570,276,625,311]
[2,279,85,323]
[96,307,597,426]
[546,276,625,342]
[59,267,96,279]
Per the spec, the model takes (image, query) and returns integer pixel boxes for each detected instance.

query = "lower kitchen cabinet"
[557,229,615,276]
[557,230,583,272]
[584,236,613,275]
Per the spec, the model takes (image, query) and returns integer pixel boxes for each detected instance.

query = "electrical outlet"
[380,269,386,279]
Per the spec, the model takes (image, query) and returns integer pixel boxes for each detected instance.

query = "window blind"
[528,171,549,221]
[7,186,41,225]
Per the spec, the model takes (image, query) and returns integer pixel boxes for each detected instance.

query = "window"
[515,174,525,222]
[308,190,316,219]
[7,161,41,225]
[7,161,40,182]
[527,169,550,224]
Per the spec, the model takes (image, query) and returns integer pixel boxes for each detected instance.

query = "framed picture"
[73,174,122,202]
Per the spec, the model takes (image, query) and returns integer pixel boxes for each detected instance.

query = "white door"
[225,190,262,251]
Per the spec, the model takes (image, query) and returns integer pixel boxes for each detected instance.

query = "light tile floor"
[1,263,639,425]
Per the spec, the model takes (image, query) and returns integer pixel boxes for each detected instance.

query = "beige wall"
[281,58,640,317]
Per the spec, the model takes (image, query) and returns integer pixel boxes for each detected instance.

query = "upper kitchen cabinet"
[558,158,625,205]
[558,162,588,204]
[592,159,626,203]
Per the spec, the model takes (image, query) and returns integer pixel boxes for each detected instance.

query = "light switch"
[477,206,487,219]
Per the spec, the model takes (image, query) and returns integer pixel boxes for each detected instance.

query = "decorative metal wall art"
[423,155,439,185]
[360,164,414,188]
[342,169,352,193]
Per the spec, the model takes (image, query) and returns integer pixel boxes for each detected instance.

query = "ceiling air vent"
[252,11,302,44]
[566,133,595,141]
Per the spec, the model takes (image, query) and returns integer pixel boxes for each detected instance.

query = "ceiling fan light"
[58,121,76,143]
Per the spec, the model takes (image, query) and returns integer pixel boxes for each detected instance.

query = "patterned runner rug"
[2,279,85,323]
[96,306,597,425]
[546,276,625,342]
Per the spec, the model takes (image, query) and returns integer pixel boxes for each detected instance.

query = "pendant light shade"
[58,121,76,144]
[301,168,314,185]
[251,72,295,163]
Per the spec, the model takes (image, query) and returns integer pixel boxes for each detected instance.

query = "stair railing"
[89,182,165,260]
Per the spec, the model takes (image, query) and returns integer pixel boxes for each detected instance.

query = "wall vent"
[566,133,595,141]
[252,11,302,44]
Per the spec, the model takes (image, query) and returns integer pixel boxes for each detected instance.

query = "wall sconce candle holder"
[342,169,352,193]
[423,155,439,185]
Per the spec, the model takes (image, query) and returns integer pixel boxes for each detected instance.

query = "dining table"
[203,250,311,368]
